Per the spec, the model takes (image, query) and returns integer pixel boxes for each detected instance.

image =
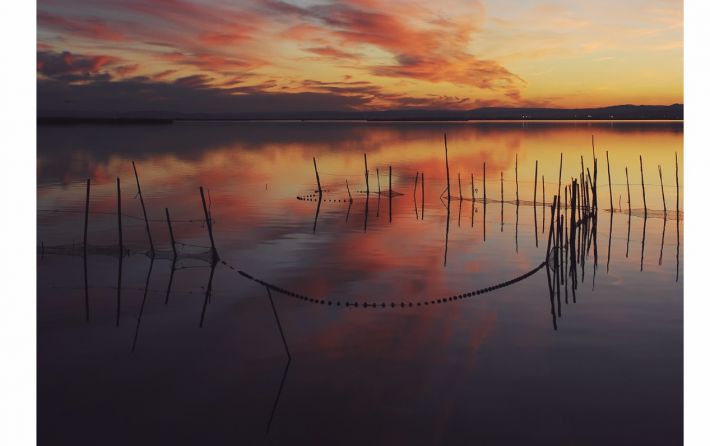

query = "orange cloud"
[304,46,362,60]
[266,0,525,95]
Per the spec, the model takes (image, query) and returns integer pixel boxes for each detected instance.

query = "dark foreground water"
[37,121,683,445]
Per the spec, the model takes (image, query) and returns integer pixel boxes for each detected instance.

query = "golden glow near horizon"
[37,0,683,111]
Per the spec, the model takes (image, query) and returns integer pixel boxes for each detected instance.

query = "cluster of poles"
[77,161,220,326]
[312,154,397,229]
[440,134,679,218]
[309,134,680,224]
[81,161,219,261]
[303,135,681,282]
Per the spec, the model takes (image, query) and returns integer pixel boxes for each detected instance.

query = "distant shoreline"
[37,104,684,125]
[38,117,683,126]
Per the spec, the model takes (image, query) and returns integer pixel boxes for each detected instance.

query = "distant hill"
[38,104,682,123]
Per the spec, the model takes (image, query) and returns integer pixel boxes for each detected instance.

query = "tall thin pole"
[364,153,369,195]
[581,156,586,211]
[659,165,667,216]
[389,165,393,223]
[625,167,631,212]
[313,157,322,195]
[557,153,563,212]
[675,152,679,215]
[606,151,613,212]
[200,186,219,261]
[132,161,154,257]
[83,178,90,252]
[471,173,474,202]
[500,171,504,203]
[640,155,647,216]
[458,172,462,200]
[421,172,424,219]
[84,177,90,322]
[593,157,598,212]
[534,160,538,207]
[377,168,381,195]
[116,177,122,255]
[346,179,352,202]
[444,133,451,200]
[546,196,558,259]
[166,207,177,257]
[500,171,504,232]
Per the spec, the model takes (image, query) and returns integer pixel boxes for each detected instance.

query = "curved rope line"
[225,260,547,309]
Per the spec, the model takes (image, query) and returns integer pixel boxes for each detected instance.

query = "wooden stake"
[377,168,381,195]
[83,178,90,252]
[471,173,474,202]
[575,181,584,221]
[116,177,122,254]
[546,196,558,259]
[414,171,419,196]
[534,160,538,207]
[444,133,451,199]
[364,153,369,195]
[312,157,322,195]
[458,172,462,200]
[557,153,563,211]
[83,179,90,322]
[166,207,176,257]
[659,165,667,216]
[606,151,613,212]
[580,156,586,210]
[200,186,219,260]
[675,152,679,214]
[421,172,424,219]
[346,179,353,202]
[640,155,647,215]
[389,165,392,223]
[580,179,584,219]
[132,161,154,256]
[625,167,631,212]
[592,164,597,212]
[500,171,504,203]
[586,169,592,213]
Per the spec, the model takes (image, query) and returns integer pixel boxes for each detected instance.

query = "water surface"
[38,121,683,445]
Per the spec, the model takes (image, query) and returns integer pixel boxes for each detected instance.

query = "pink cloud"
[38,11,126,42]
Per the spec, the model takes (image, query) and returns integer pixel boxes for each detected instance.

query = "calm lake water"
[38,121,683,445]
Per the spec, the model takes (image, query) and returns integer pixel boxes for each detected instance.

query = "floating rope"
[223,259,547,309]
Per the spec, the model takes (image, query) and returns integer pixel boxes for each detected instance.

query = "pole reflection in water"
[199,260,218,328]
[116,252,123,327]
[312,195,322,234]
[131,257,154,352]
[659,215,667,266]
[164,257,177,305]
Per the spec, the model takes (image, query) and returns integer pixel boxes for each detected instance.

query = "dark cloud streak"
[38,77,371,115]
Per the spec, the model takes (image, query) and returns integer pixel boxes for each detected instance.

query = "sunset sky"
[37,0,683,113]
